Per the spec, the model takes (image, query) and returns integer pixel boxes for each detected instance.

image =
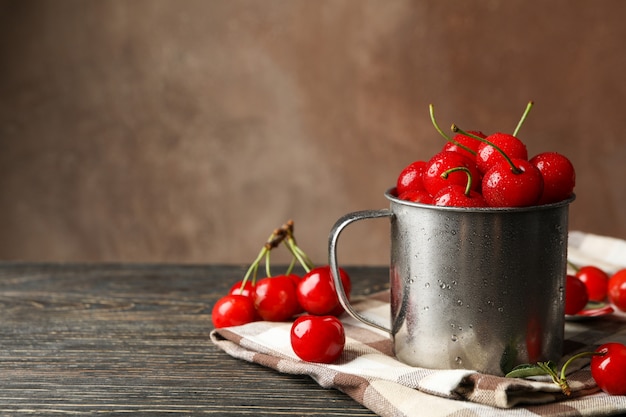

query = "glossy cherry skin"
[608,269,626,312]
[297,266,351,316]
[398,189,433,205]
[441,130,486,160]
[529,152,576,204]
[481,159,543,207]
[564,275,589,315]
[396,160,427,195]
[254,275,301,321]
[575,266,609,302]
[591,342,626,395]
[290,315,345,363]
[211,294,258,328]
[476,132,528,174]
[422,151,482,197]
[433,185,487,207]
[441,130,487,160]
[229,280,256,298]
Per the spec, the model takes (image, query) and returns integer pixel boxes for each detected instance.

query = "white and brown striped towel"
[211,231,626,417]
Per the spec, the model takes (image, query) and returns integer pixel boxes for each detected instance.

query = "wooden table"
[0,263,389,416]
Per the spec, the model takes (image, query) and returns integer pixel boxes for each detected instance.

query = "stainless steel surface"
[330,188,573,376]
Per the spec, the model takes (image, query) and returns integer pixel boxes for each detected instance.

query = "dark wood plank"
[0,263,388,415]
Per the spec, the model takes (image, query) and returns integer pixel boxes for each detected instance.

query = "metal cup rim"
[386,187,576,213]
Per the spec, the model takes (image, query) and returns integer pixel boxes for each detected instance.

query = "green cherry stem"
[240,246,268,289]
[429,104,477,156]
[451,124,522,175]
[567,260,580,272]
[284,237,314,273]
[513,101,534,137]
[441,166,474,197]
[285,255,297,276]
[557,351,605,396]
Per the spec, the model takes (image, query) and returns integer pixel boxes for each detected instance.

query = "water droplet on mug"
[455,356,463,365]
[424,282,430,288]
[457,299,463,306]
[478,308,483,313]
[451,335,458,342]
[423,306,429,311]
[498,307,504,313]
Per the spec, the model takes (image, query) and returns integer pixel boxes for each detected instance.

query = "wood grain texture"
[0,263,388,415]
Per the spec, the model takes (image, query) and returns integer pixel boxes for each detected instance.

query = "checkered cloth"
[211,231,626,417]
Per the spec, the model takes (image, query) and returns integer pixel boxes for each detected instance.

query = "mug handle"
[329,209,393,334]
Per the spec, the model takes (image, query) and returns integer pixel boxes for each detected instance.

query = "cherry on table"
[565,274,589,316]
[212,294,258,328]
[608,269,626,312]
[590,342,626,395]
[575,265,609,302]
[297,265,351,316]
[290,315,346,363]
[254,275,301,321]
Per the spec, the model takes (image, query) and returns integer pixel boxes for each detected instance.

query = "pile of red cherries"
[395,102,575,208]
[211,220,350,364]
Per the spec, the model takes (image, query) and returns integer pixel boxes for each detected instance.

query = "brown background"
[1,0,625,266]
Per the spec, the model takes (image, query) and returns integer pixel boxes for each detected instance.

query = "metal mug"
[329,188,574,375]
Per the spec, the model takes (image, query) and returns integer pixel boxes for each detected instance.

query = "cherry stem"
[513,101,534,137]
[284,235,315,273]
[556,351,605,396]
[240,246,269,289]
[451,124,522,174]
[238,219,315,291]
[567,260,580,272]
[441,166,474,197]
[429,104,477,156]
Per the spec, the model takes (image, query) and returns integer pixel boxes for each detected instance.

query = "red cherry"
[441,130,486,160]
[433,185,487,207]
[432,166,486,207]
[290,315,345,363]
[565,275,589,315]
[254,275,300,321]
[481,159,543,207]
[591,343,626,395]
[422,151,481,197]
[229,280,256,299]
[529,152,576,204]
[575,266,609,302]
[396,160,427,195]
[297,266,351,316]
[608,269,626,312]
[211,294,258,328]
[398,189,433,205]
[476,132,528,174]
